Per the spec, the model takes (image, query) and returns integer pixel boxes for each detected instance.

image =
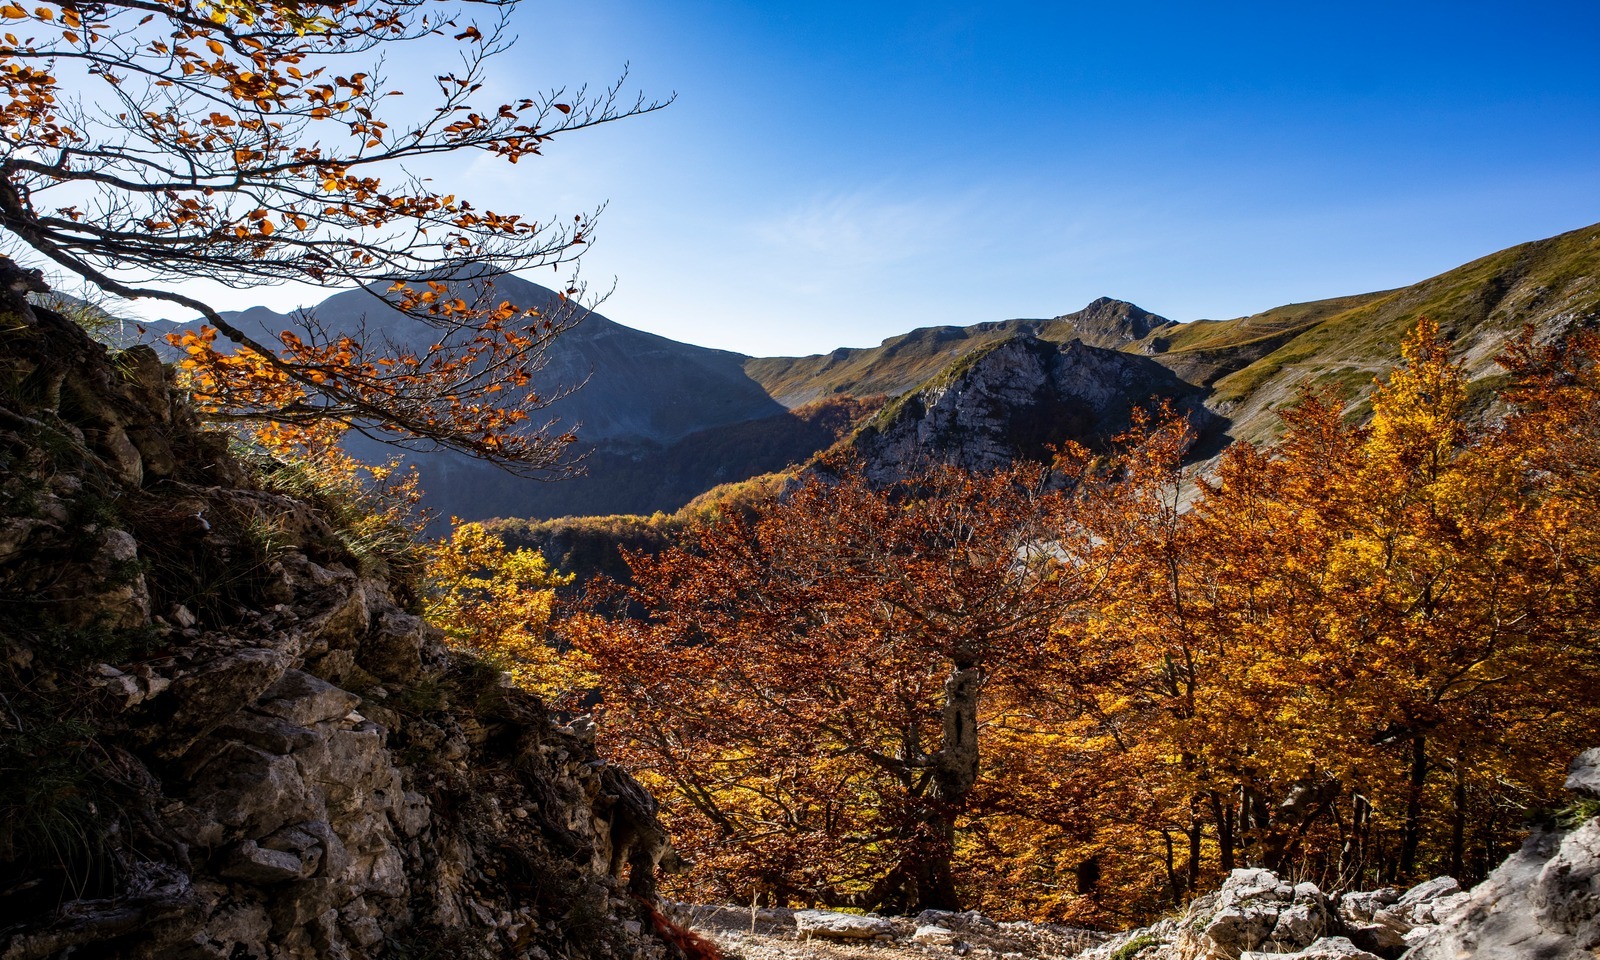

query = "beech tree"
[1064,321,1600,910]
[559,446,1193,913]
[0,0,664,468]
[424,519,588,702]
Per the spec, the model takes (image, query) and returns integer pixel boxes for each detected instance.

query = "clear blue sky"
[179,0,1600,357]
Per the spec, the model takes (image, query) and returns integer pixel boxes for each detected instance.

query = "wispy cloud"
[751,187,982,273]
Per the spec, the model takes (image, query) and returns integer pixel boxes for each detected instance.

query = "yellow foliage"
[424,521,588,702]
[570,320,1600,923]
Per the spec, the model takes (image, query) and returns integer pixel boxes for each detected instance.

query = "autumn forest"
[403,320,1600,925]
[2,0,1598,951]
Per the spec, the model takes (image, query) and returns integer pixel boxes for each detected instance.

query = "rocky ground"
[669,903,1102,960]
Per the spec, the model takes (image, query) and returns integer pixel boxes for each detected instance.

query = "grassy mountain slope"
[754,223,1600,455]
[1156,222,1600,444]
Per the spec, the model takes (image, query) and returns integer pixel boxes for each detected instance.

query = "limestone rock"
[794,909,894,940]
[839,334,1217,485]
[220,840,315,884]
[1243,936,1382,959]
[1566,748,1600,799]
[255,669,361,727]
[912,923,959,944]
[0,292,681,960]
[1405,751,1600,959]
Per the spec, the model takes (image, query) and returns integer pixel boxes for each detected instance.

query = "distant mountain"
[158,221,1600,523]
[744,297,1175,407]
[837,334,1221,485]
[158,275,822,520]
[190,275,784,445]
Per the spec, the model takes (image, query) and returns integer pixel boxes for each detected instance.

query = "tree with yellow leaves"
[424,521,588,703]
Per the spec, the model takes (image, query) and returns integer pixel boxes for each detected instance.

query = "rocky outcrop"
[1077,868,1465,960]
[1079,749,1600,960]
[1404,748,1600,959]
[841,334,1218,484]
[0,268,686,959]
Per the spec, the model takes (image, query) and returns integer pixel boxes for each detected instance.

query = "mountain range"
[163,221,1600,522]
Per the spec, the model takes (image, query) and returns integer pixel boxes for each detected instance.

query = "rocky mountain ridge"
[0,264,690,960]
[839,334,1220,484]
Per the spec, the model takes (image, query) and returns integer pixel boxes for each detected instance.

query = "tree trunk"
[1190,816,1203,889]
[1345,793,1370,884]
[917,664,984,910]
[1210,790,1236,871]
[1401,734,1427,878]
[1450,765,1467,880]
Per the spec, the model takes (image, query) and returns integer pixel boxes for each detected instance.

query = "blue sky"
[177,0,1600,356]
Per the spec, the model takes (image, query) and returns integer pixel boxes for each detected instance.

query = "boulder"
[255,669,361,727]
[911,924,959,945]
[1406,750,1600,959]
[1272,900,1331,946]
[794,909,894,940]
[1243,936,1383,959]
[1567,748,1600,800]
[1198,868,1297,955]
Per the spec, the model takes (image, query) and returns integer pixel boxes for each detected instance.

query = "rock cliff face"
[0,266,685,960]
[841,334,1219,484]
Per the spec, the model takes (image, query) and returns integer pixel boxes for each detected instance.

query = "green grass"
[1111,932,1161,960]
[1559,798,1600,829]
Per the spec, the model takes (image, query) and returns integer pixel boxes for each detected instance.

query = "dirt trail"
[672,904,1105,960]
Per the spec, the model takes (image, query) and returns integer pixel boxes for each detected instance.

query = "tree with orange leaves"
[0,0,664,468]
[563,441,1186,913]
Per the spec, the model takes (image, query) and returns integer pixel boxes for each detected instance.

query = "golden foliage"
[1,0,662,470]
[561,322,1600,923]
[423,520,587,702]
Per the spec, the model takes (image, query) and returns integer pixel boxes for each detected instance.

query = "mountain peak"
[1048,298,1173,347]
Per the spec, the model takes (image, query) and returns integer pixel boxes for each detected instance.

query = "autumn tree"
[0,0,664,468]
[1060,320,1600,913]
[563,460,1075,908]
[424,520,588,701]
[565,457,1132,913]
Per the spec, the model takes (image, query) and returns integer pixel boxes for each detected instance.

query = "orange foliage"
[566,323,1600,924]
[0,0,663,469]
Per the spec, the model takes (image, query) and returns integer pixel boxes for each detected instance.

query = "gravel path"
[670,904,1107,960]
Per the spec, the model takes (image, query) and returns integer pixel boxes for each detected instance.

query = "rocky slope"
[837,334,1220,483]
[0,262,689,960]
[744,297,1176,408]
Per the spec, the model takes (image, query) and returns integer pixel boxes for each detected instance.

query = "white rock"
[1243,936,1383,959]
[1271,900,1329,946]
[912,924,958,945]
[1398,875,1461,909]
[794,909,894,940]
[1566,748,1600,799]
